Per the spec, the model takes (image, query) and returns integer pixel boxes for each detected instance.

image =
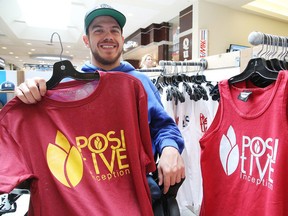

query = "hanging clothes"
[0,72,155,216]
[199,70,288,215]
[152,62,219,216]
[176,81,218,216]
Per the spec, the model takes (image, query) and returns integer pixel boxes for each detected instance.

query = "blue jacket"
[82,61,184,155]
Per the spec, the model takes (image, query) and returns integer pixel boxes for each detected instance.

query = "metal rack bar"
[248,31,288,47]
[158,58,208,70]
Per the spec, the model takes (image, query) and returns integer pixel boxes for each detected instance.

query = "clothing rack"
[137,59,208,75]
[158,59,208,70]
[248,31,288,47]
[138,54,243,82]
[137,68,164,73]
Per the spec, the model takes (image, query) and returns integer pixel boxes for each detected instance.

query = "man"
[16,4,185,194]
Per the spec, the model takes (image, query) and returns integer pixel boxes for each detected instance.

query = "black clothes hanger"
[192,74,207,84]
[271,36,288,71]
[46,32,100,90]
[228,57,278,87]
[168,86,185,105]
[46,60,100,89]
[269,58,285,71]
[230,31,280,87]
[208,60,277,102]
[182,82,192,97]
[209,83,220,102]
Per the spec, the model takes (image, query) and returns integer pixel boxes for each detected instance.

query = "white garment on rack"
[176,82,218,216]
[160,86,178,123]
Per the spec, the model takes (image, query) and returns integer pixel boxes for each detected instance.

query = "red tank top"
[199,70,288,216]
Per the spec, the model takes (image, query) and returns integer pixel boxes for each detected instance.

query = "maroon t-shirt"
[0,71,155,216]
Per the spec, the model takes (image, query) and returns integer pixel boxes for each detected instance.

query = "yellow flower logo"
[46,130,83,187]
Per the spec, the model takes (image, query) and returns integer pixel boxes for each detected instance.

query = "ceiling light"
[17,0,71,29]
[30,54,72,62]
[243,0,288,21]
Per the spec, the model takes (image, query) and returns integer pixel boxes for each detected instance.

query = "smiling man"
[16,3,185,197]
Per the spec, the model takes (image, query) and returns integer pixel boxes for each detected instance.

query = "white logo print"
[219,126,240,175]
[239,136,278,190]
[219,125,279,190]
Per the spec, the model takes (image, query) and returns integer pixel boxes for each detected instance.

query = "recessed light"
[243,0,288,21]
[18,0,70,29]
[30,54,72,61]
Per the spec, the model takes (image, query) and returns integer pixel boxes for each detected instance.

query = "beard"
[91,49,122,66]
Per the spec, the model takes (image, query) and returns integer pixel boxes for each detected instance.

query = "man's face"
[83,16,124,67]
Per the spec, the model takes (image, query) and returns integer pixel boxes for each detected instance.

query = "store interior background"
[0,0,288,100]
[0,0,288,214]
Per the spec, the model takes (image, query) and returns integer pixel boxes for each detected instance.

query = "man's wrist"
[159,139,179,154]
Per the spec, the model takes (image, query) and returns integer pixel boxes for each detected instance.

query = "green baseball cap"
[84,4,126,34]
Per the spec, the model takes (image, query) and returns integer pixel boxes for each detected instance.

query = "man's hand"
[157,146,185,194]
[15,78,47,104]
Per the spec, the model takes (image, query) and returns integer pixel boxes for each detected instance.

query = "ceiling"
[0,0,287,70]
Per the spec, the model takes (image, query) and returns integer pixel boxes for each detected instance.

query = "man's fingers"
[156,147,186,194]
[163,174,174,194]
[15,78,47,104]
[157,166,164,186]
[37,79,47,96]
[178,157,186,181]
[175,173,182,184]
[15,87,30,104]
[24,79,42,101]
[16,83,38,104]
[181,168,186,179]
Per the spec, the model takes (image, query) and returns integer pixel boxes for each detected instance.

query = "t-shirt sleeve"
[138,87,156,174]
[0,125,33,194]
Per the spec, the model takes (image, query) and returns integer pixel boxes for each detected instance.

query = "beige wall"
[193,1,288,57]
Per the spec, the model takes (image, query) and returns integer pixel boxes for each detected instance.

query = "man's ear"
[83,35,90,48]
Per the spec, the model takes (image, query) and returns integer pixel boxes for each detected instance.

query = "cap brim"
[85,8,126,32]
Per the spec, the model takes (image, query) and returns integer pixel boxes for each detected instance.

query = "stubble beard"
[92,50,122,66]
